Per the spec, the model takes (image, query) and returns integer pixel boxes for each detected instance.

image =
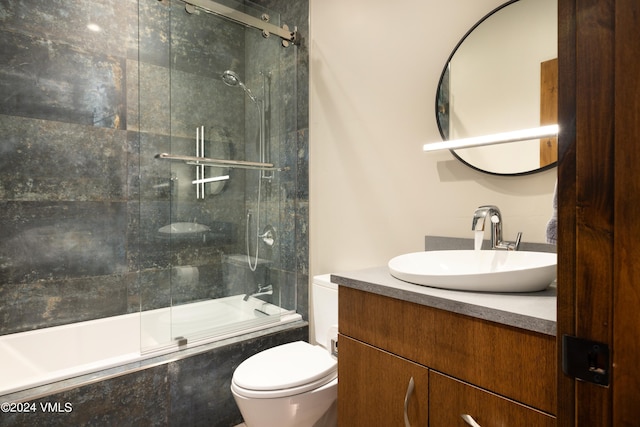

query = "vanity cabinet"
[338,286,556,426]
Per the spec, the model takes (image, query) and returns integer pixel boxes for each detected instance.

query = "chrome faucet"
[472,205,522,250]
[243,284,273,301]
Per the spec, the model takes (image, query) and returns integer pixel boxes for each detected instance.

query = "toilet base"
[232,378,337,427]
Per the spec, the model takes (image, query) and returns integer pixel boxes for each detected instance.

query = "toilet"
[231,275,338,427]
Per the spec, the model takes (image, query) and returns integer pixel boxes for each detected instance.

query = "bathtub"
[0,295,301,396]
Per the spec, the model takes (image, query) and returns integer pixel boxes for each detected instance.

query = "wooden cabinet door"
[338,335,429,427]
[429,371,556,427]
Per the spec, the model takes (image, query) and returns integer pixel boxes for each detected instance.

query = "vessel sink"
[388,250,557,292]
[158,222,210,235]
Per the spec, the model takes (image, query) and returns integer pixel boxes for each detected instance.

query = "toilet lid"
[233,341,337,391]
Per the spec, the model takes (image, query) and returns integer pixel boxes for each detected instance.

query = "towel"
[546,180,558,244]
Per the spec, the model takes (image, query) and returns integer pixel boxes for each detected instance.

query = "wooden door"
[612,1,640,424]
[557,0,640,425]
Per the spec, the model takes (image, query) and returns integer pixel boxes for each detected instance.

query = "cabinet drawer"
[429,371,555,427]
[338,335,429,427]
[339,286,556,414]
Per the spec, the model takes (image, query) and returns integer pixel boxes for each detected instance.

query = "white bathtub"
[0,295,301,396]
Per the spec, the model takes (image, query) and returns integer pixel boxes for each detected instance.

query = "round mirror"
[436,0,558,175]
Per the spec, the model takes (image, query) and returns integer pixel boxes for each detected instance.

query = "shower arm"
[155,153,288,172]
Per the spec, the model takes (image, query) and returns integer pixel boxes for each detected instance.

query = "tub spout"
[243,284,273,301]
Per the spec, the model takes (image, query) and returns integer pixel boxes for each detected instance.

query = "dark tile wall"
[0,0,138,334]
[0,0,309,335]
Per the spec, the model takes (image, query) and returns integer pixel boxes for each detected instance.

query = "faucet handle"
[494,231,523,251]
[501,232,523,251]
[514,232,522,249]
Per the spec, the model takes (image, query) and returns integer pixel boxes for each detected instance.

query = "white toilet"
[231,274,338,427]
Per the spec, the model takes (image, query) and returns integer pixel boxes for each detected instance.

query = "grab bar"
[155,153,288,172]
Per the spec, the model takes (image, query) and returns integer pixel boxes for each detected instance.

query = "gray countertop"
[331,266,557,336]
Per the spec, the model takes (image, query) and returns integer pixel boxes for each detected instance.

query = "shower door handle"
[195,126,205,199]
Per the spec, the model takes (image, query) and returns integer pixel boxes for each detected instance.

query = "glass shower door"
[138,0,298,353]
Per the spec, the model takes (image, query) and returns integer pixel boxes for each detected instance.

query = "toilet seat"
[232,341,337,399]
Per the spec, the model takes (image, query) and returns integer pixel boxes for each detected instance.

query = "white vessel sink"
[388,250,557,292]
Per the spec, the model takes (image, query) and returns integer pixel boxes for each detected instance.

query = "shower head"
[222,70,241,87]
[221,70,258,103]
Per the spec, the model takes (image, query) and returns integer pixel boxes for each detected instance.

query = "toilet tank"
[312,275,338,349]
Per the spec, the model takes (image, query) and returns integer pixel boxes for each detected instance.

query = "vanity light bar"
[422,124,559,152]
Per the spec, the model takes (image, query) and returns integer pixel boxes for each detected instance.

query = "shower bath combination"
[0,0,303,411]
[222,70,275,272]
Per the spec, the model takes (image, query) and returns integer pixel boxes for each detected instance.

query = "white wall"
[309,0,557,278]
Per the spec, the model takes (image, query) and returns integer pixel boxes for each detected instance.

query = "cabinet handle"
[461,414,482,427]
[403,376,415,427]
